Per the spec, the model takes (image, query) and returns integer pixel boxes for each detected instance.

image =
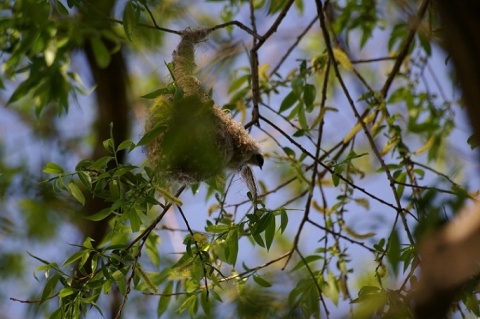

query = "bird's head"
[248,152,264,169]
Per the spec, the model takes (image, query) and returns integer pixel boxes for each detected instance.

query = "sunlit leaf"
[84,208,113,221]
[43,162,64,175]
[332,47,353,71]
[68,181,85,206]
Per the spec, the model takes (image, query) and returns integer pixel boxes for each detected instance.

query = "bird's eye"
[255,153,264,168]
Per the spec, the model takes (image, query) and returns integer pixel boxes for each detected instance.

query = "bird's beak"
[256,153,264,170]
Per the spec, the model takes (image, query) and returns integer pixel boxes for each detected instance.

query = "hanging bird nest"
[145,29,263,185]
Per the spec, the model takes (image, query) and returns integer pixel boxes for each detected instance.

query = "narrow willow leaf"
[387,229,401,276]
[41,273,60,303]
[157,281,173,316]
[43,162,64,175]
[68,182,85,206]
[253,275,273,287]
[137,124,165,146]
[58,287,76,298]
[141,87,171,99]
[265,214,275,250]
[343,225,375,239]
[225,228,239,265]
[343,111,376,143]
[7,79,34,105]
[126,207,141,232]
[280,209,288,234]
[291,255,322,272]
[123,1,138,41]
[413,135,435,155]
[353,197,370,210]
[303,84,316,112]
[90,37,110,68]
[77,171,92,190]
[279,91,297,113]
[332,47,353,71]
[90,156,114,170]
[63,250,88,266]
[84,207,112,221]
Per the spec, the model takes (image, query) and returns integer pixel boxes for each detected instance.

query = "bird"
[145,29,263,186]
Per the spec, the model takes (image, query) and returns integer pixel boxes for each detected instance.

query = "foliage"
[0,0,477,318]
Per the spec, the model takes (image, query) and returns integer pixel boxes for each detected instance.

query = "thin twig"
[270,16,319,76]
[177,205,210,298]
[380,0,431,98]
[126,186,186,250]
[314,0,415,249]
[259,114,410,215]
[296,248,330,317]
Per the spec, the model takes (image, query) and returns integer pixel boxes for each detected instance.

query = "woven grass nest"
[145,29,263,185]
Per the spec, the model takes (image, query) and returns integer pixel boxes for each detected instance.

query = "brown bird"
[145,29,263,185]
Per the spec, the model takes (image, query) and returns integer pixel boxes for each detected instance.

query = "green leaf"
[103,138,114,153]
[324,271,339,305]
[49,308,63,319]
[157,281,173,316]
[58,287,76,298]
[123,1,139,41]
[63,250,88,266]
[177,294,197,314]
[264,214,275,250]
[291,255,322,272]
[387,229,401,276]
[465,294,480,317]
[395,171,407,198]
[252,212,272,235]
[283,147,296,158]
[126,207,141,232]
[41,273,60,303]
[141,87,172,99]
[298,105,308,130]
[137,124,165,146]
[85,207,113,221]
[303,84,316,112]
[252,233,265,248]
[332,165,343,187]
[43,162,64,175]
[205,224,230,233]
[253,274,273,287]
[146,233,161,267]
[280,209,288,234]
[55,0,69,15]
[77,171,92,190]
[7,79,35,105]
[279,91,297,113]
[225,228,239,265]
[90,156,114,170]
[68,182,85,206]
[89,37,111,68]
[228,73,250,93]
